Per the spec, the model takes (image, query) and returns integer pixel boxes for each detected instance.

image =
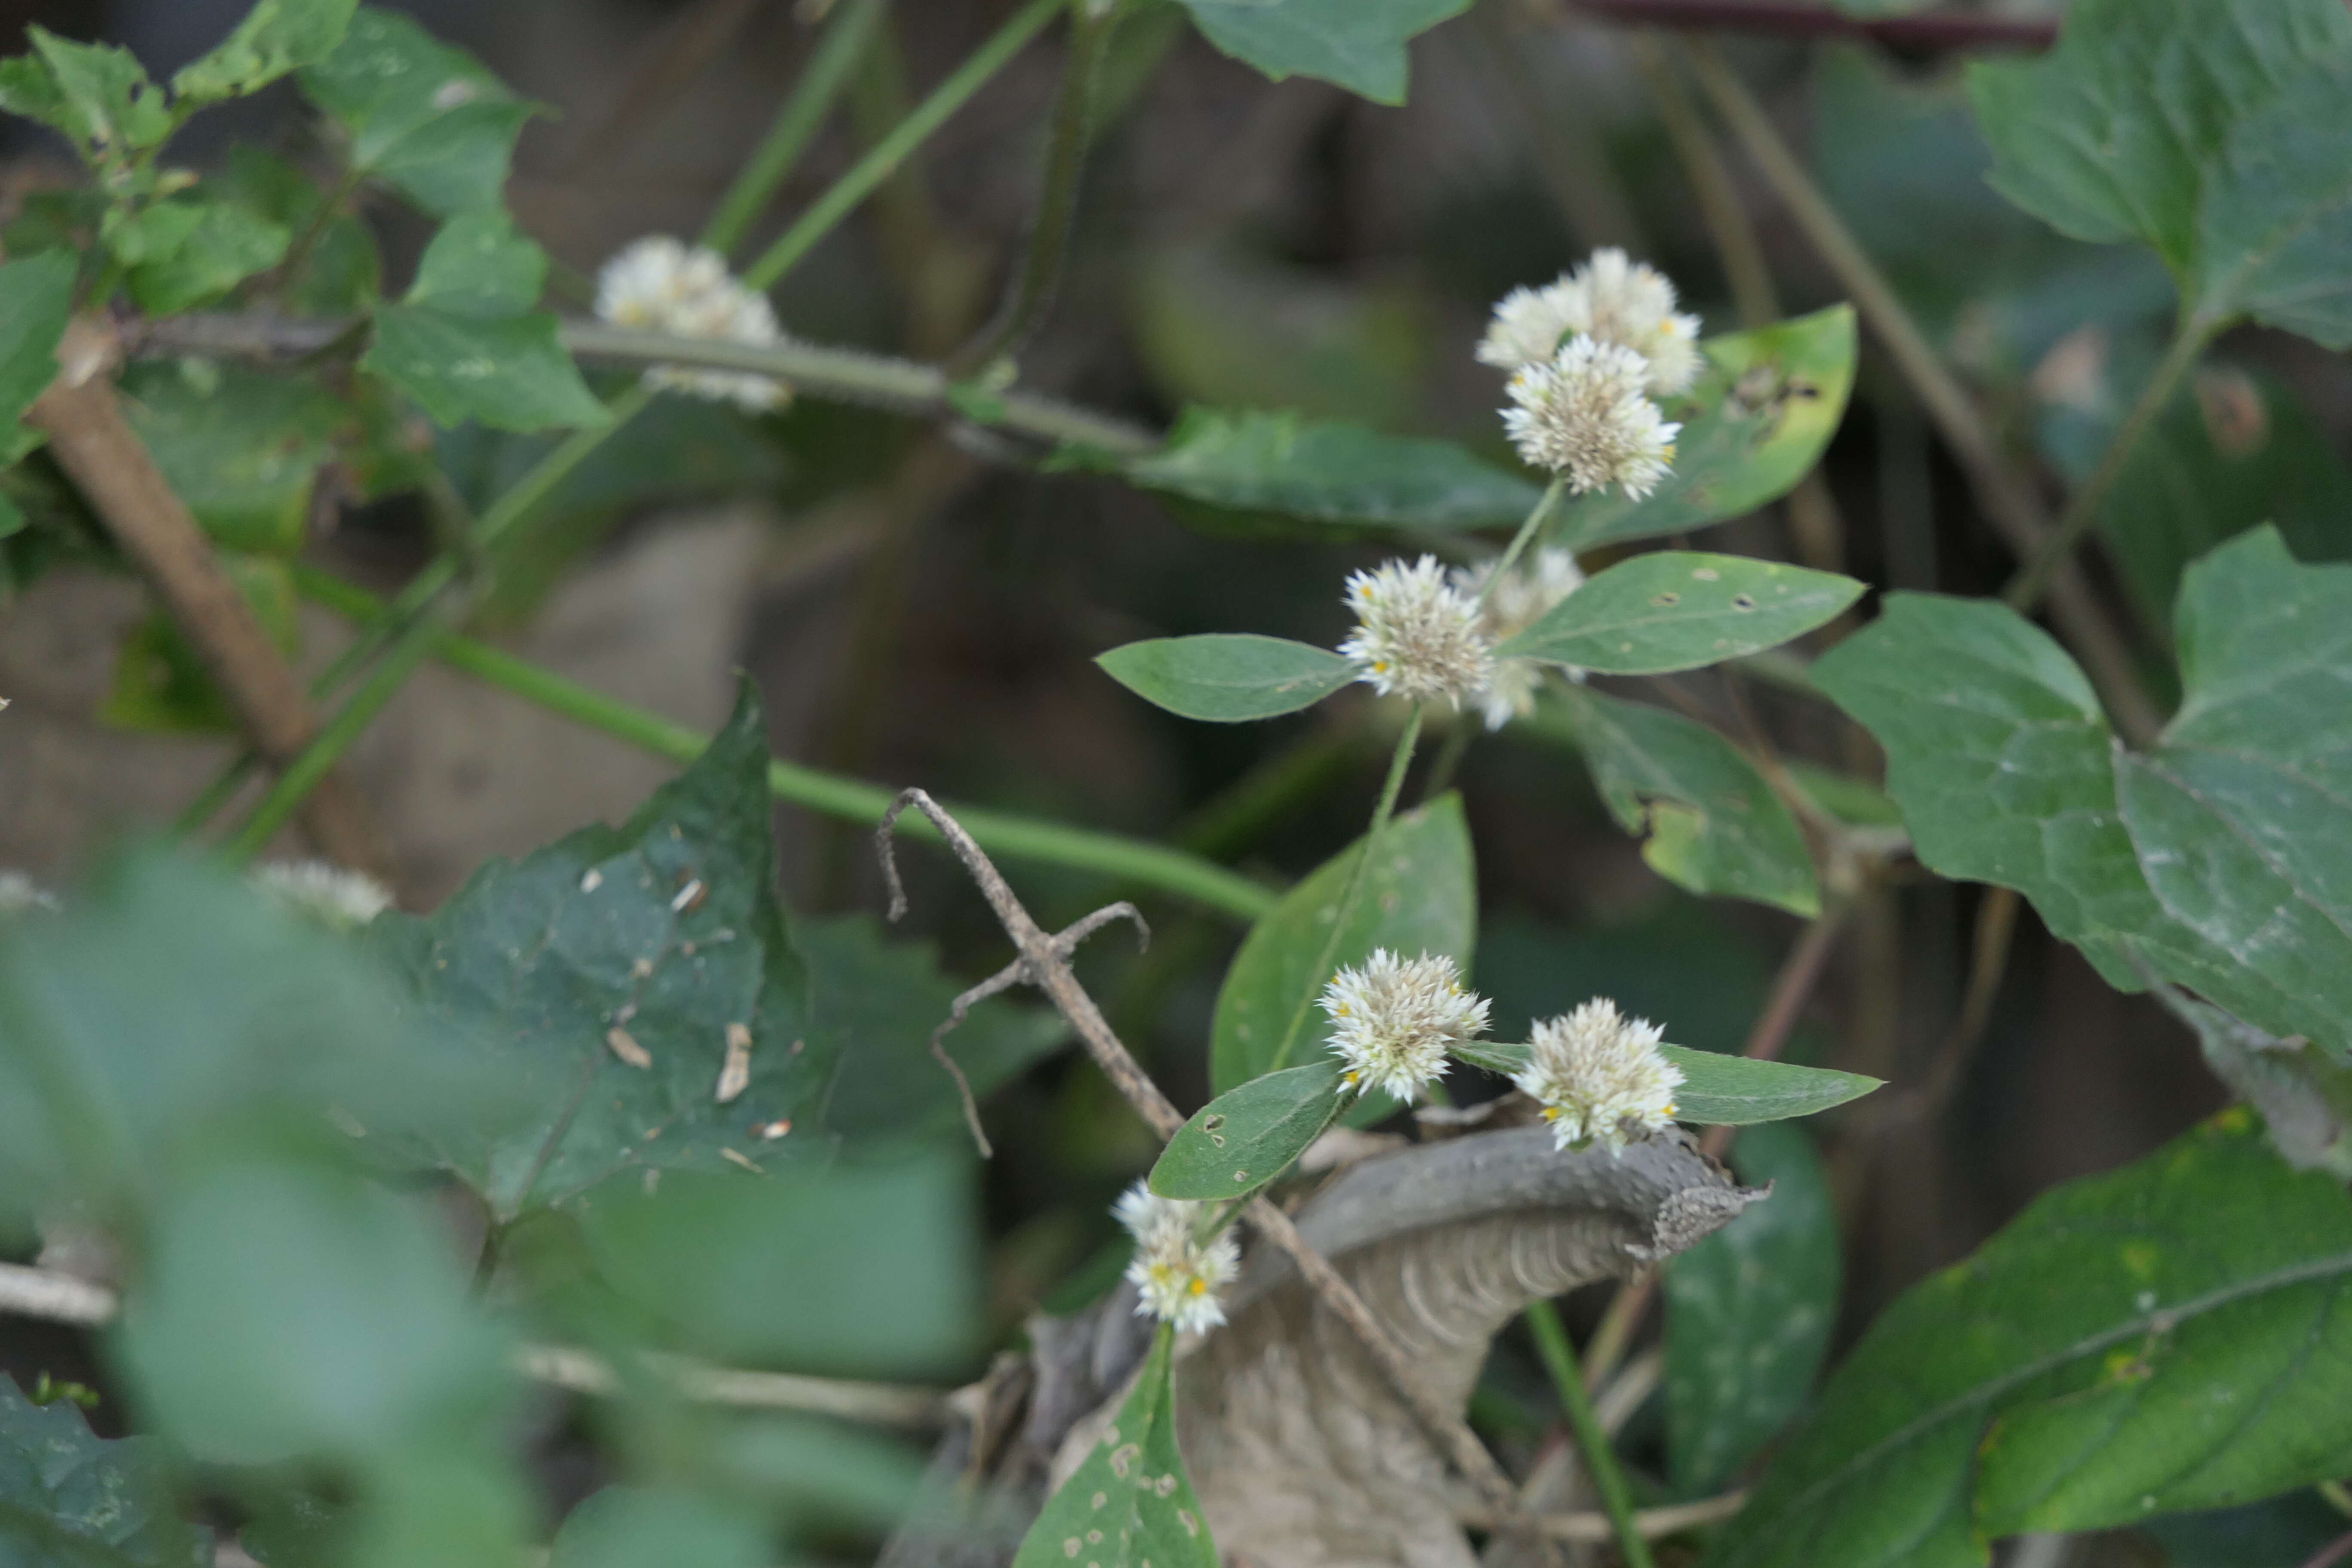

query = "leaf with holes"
[368,682,827,1219]
[1173,0,1468,105]
[1151,1057,1348,1201]
[1708,1110,2352,1568]
[0,1373,206,1568]
[174,0,357,104]
[1098,634,1356,723]
[1555,306,1858,549]
[1499,552,1864,674]
[1012,1327,1218,1568]
[301,7,538,217]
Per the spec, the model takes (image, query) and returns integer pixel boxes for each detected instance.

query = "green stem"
[2002,315,2215,613]
[1527,1298,1657,1568]
[1477,480,1565,609]
[701,0,891,259]
[1264,707,1425,1076]
[288,567,1278,922]
[742,0,1063,293]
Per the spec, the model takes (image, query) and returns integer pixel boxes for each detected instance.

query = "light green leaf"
[300,8,537,217]
[1813,527,2352,1057]
[120,360,344,555]
[0,250,76,441]
[1068,407,1545,534]
[1011,1328,1218,1568]
[1210,795,1476,1094]
[1556,306,1859,550]
[123,198,291,316]
[1550,687,1821,916]
[0,1373,205,1568]
[368,684,825,1219]
[1499,551,1863,675]
[1708,1110,2352,1568]
[1666,1122,1839,1496]
[1098,634,1356,723]
[403,209,545,316]
[1173,0,1468,104]
[174,0,358,104]
[1970,0,2352,344]
[20,28,170,152]
[548,1488,765,1568]
[1151,1057,1348,1201]
[1455,1042,1877,1126]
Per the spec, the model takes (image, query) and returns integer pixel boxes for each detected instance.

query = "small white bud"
[595,236,791,413]
[1450,547,1587,731]
[1320,949,1491,1104]
[251,861,394,929]
[1115,1182,1240,1334]
[1503,336,1681,499]
[1338,555,1496,709]
[1512,998,1683,1156]
[1478,250,1703,397]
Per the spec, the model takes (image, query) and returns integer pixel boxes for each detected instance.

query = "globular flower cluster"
[1320,949,1492,1104]
[1503,337,1681,500]
[1116,1182,1241,1335]
[252,861,394,930]
[1478,248,1703,395]
[1451,546,1587,731]
[1338,554,1496,710]
[1512,997,1683,1156]
[595,236,790,413]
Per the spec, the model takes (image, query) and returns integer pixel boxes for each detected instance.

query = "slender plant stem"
[1527,1297,1657,1568]
[2004,316,2215,612]
[1479,480,1566,609]
[289,567,1278,921]
[701,0,891,258]
[743,0,1063,293]
[1265,707,1426,1075]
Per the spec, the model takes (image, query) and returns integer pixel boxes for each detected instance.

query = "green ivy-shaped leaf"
[300,7,538,217]
[1708,1110,2352,1568]
[174,0,358,104]
[1011,1327,1218,1568]
[1097,634,1356,723]
[0,1373,206,1568]
[369,683,827,1219]
[1970,0,2352,346]
[1151,1057,1348,1201]
[1499,551,1864,675]
[1173,0,1468,105]
[1813,527,2352,1059]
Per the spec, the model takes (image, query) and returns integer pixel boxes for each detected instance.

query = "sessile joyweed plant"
[2,1,2352,1568]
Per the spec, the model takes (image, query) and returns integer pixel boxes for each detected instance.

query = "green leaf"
[1499,552,1864,675]
[20,28,171,152]
[548,1488,765,1568]
[1708,1110,2352,1568]
[1210,794,1476,1094]
[123,198,291,316]
[402,209,545,316]
[1969,0,2352,345]
[1556,306,1859,550]
[368,683,825,1219]
[1150,1057,1348,1200]
[1550,687,1821,916]
[217,147,382,314]
[0,250,74,447]
[1813,527,2352,1057]
[1011,1328,1217,1568]
[1068,407,1545,535]
[1172,0,1468,104]
[2181,999,2352,1178]
[0,1373,205,1568]
[1097,634,1355,723]
[2143,1494,2352,1568]
[1666,1122,1839,1496]
[1455,1042,1877,1125]
[300,8,537,217]
[120,361,344,555]
[174,0,358,104]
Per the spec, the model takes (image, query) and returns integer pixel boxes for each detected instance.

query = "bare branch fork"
[874,789,1527,1518]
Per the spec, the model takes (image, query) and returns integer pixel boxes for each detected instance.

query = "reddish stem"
[1568,0,2055,52]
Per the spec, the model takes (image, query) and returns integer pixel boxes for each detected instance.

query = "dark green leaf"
[1970,0,2352,344]
[1556,307,1859,550]
[1069,407,1545,535]
[367,306,607,433]
[1548,688,1821,916]
[368,684,825,1218]
[18,28,170,152]
[1098,634,1355,723]
[1210,795,1476,1094]
[1661,1046,1880,1125]
[1172,0,1467,104]
[124,199,291,316]
[1499,552,1864,674]
[0,1373,205,1568]
[174,0,358,104]
[1813,528,2352,1057]
[0,251,76,437]
[216,147,382,315]
[548,1488,765,1568]
[1151,1057,1348,1200]
[1666,1122,1838,1496]
[2143,1493,2352,1568]
[120,361,343,554]
[1011,1328,1217,1568]
[300,8,537,217]
[402,209,545,317]
[1709,1110,2352,1568]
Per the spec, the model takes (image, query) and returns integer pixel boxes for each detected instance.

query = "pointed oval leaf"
[300,8,538,217]
[1500,552,1865,674]
[1012,1329,1217,1568]
[1151,1057,1348,1200]
[1454,1042,1879,1126]
[1173,0,1469,105]
[1098,634,1355,723]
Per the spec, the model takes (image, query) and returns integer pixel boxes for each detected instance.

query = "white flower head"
[1450,547,1587,730]
[1503,336,1681,499]
[1477,250,1703,397]
[0,871,58,917]
[1115,1182,1240,1334]
[595,236,790,413]
[252,861,394,930]
[1338,555,1496,709]
[1320,949,1491,1103]
[1512,998,1683,1156]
